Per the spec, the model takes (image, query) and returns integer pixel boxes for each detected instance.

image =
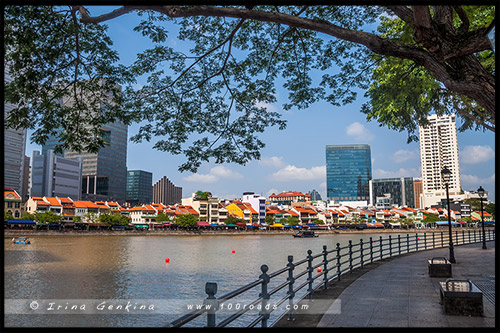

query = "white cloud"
[460,145,494,164]
[266,188,280,197]
[259,156,286,168]
[271,165,326,181]
[346,122,375,141]
[392,149,418,163]
[461,173,495,186]
[373,168,420,179]
[183,173,218,184]
[183,165,243,183]
[210,165,243,179]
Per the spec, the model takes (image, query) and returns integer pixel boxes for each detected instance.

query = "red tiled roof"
[33,197,50,206]
[73,200,100,209]
[58,197,73,204]
[45,197,61,206]
[4,188,22,200]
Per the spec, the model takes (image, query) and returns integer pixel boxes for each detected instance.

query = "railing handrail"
[169,228,495,328]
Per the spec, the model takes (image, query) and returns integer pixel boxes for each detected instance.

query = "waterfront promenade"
[299,240,495,327]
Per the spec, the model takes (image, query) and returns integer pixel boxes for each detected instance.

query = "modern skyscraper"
[41,84,129,203]
[418,114,461,208]
[22,155,31,201]
[413,179,423,209]
[4,69,27,194]
[369,177,415,208]
[63,119,128,203]
[31,150,83,199]
[127,170,153,205]
[308,189,323,201]
[326,144,372,205]
[152,176,182,205]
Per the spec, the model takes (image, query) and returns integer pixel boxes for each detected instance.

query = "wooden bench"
[439,279,483,316]
[428,257,452,277]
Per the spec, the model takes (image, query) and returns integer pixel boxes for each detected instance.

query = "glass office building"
[326,144,372,202]
[127,170,153,205]
[369,177,415,208]
[43,120,128,203]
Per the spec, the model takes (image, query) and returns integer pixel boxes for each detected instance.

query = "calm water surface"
[5,233,401,327]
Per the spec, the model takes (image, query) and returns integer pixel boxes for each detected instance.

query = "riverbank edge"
[272,240,494,328]
[3,228,482,237]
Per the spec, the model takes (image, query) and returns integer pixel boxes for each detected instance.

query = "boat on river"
[293,230,318,238]
[12,237,30,245]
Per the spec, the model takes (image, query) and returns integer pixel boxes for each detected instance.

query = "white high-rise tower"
[418,113,461,208]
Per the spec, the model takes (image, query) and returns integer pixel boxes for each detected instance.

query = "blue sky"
[25,6,496,203]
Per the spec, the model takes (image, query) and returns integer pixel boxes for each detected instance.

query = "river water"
[4,232,416,327]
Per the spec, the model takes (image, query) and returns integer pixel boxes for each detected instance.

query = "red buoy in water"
[165,258,170,263]
[317,267,322,273]
[232,250,235,254]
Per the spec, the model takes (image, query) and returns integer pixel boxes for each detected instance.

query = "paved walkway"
[317,241,495,327]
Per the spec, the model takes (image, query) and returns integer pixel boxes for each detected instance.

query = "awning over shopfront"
[435,221,457,226]
[269,223,284,228]
[6,219,37,225]
[197,221,211,227]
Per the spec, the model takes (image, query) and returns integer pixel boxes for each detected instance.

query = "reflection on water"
[5,233,396,327]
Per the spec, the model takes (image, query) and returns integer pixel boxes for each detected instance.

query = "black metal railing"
[168,228,495,328]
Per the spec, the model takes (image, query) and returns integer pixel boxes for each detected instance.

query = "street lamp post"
[441,167,456,263]
[477,186,487,249]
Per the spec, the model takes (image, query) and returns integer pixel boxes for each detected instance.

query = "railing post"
[455,230,458,245]
[379,236,383,259]
[336,243,341,281]
[204,282,218,328]
[462,230,465,245]
[259,265,270,328]
[424,233,427,250]
[398,234,401,255]
[474,229,477,243]
[348,240,353,273]
[468,230,471,244]
[369,237,374,263]
[415,233,419,252]
[406,234,410,253]
[307,250,314,300]
[359,239,364,268]
[388,235,392,258]
[322,245,329,290]
[441,231,444,247]
[286,256,295,321]
[432,232,435,249]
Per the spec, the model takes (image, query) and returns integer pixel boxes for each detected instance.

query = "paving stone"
[314,241,495,328]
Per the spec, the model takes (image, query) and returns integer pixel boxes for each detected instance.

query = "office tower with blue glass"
[326,144,372,206]
[41,85,128,203]
[127,170,153,205]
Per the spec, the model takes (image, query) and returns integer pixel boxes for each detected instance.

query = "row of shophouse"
[5,188,493,227]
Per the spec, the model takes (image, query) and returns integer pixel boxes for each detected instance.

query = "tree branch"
[453,6,470,34]
[386,6,414,25]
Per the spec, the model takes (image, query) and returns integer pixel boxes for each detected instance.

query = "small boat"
[12,237,31,245]
[293,230,318,238]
